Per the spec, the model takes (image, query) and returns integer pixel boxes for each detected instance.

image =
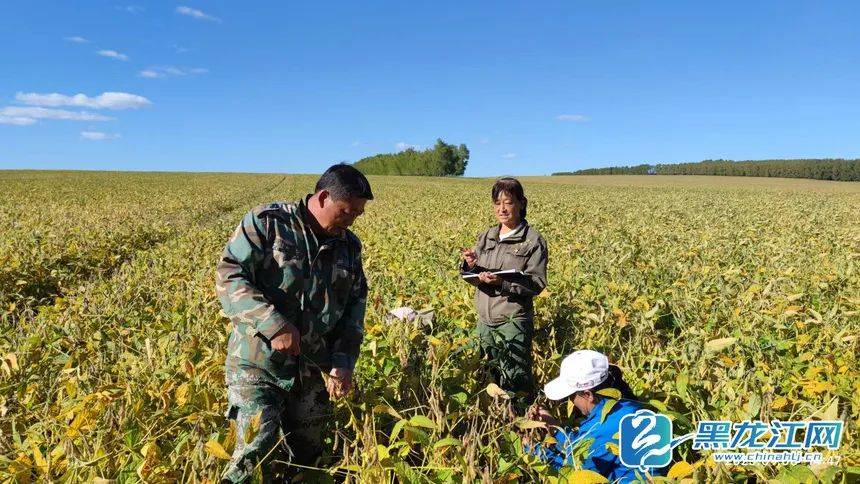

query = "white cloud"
[502,152,517,159]
[98,49,129,61]
[395,142,421,151]
[174,45,190,54]
[138,66,208,78]
[115,5,144,14]
[64,36,90,44]
[4,91,148,128]
[0,115,38,126]
[0,106,111,122]
[162,66,185,76]
[81,131,121,140]
[176,6,222,23]
[15,92,151,110]
[556,114,589,122]
[479,137,490,144]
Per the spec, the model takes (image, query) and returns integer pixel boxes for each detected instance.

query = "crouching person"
[215,164,373,482]
[525,350,666,483]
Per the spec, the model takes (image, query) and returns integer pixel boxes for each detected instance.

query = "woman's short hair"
[491,177,527,219]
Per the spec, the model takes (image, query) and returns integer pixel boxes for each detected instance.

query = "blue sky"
[1,1,858,176]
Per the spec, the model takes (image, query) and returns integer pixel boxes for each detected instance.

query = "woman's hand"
[478,271,501,286]
[461,248,478,268]
[522,404,558,447]
[526,404,559,427]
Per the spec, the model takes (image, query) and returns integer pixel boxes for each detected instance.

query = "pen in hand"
[461,248,477,268]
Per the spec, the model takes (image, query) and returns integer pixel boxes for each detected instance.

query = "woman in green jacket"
[461,177,548,410]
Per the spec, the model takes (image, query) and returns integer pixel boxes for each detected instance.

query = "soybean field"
[0,171,858,482]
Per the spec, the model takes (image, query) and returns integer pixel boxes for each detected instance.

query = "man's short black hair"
[315,163,374,200]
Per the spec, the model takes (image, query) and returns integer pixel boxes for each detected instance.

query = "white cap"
[543,350,610,400]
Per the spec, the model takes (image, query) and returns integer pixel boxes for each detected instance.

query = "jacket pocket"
[331,256,355,308]
[501,248,532,272]
[272,239,304,291]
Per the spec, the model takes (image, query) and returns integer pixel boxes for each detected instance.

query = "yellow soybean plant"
[0,172,857,483]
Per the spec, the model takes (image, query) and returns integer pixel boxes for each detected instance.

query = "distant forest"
[354,139,469,176]
[553,159,860,181]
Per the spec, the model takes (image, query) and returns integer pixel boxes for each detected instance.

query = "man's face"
[318,192,367,235]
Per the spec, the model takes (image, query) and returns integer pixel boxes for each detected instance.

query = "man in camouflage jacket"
[215,164,373,482]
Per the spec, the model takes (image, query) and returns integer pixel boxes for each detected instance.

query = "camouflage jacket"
[215,196,367,390]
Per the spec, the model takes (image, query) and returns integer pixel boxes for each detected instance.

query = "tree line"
[552,159,860,181]
[353,139,469,176]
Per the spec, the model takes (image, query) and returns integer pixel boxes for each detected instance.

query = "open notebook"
[460,269,528,280]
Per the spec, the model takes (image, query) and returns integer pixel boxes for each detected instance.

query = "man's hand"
[461,248,478,268]
[478,271,501,286]
[326,367,353,398]
[270,323,301,356]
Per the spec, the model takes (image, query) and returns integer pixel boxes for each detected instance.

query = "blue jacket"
[529,398,665,483]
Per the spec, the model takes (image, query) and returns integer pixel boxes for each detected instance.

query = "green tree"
[553,158,860,181]
[353,139,470,176]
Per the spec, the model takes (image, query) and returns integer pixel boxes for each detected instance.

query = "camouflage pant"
[477,318,535,410]
[221,369,332,483]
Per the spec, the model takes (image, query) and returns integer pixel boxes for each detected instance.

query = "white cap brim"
[544,376,575,400]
